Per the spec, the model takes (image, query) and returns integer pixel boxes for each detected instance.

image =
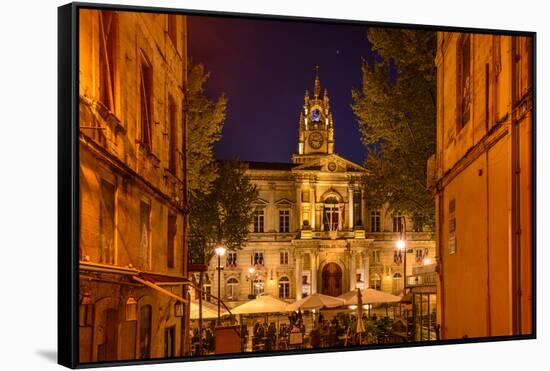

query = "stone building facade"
[430,32,533,339]
[78,9,189,362]
[203,73,435,308]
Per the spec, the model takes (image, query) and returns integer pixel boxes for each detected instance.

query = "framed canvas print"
[58,2,536,368]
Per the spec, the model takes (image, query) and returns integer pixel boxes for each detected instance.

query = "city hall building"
[205,73,436,307]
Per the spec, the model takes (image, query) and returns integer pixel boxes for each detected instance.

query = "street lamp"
[214,245,226,324]
[395,216,408,296]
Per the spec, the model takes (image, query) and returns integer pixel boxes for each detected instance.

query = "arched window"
[370,273,381,290]
[253,278,264,296]
[323,197,339,231]
[278,276,290,299]
[392,272,403,294]
[226,277,239,300]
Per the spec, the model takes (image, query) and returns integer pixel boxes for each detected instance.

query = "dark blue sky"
[188,15,376,164]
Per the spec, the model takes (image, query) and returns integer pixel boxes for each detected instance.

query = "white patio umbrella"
[339,288,401,306]
[287,292,345,311]
[231,294,290,314]
[190,299,228,319]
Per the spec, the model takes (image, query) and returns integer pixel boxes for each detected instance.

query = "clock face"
[328,162,337,172]
[308,132,324,150]
[311,108,321,122]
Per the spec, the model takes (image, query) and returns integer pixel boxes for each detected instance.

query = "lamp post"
[396,216,409,325]
[396,216,408,295]
[214,245,226,325]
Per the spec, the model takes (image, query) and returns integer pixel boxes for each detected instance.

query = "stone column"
[349,250,356,291]
[295,252,302,300]
[338,205,343,231]
[310,251,318,294]
[363,250,370,288]
[361,189,367,229]
[295,182,302,230]
[309,181,316,230]
[348,187,354,231]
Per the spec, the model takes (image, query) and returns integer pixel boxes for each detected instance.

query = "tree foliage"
[351,28,436,230]
[186,62,227,197]
[188,160,259,264]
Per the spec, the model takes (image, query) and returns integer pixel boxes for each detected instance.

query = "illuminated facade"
[78,10,190,361]
[430,32,533,339]
[205,72,435,307]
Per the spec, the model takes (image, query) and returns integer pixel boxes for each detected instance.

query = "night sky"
[188,15,376,164]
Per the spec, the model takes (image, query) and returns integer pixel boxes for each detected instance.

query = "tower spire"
[314,65,321,98]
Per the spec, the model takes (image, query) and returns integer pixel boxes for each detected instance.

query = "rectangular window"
[393,213,403,233]
[415,249,426,264]
[253,208,264,233]
[279,209,290,232]
[99,180,115,264]
[458,34,471,129]
[280,251,289,265]
[372,250,381,264]
[370,210,380,232]
[167,14,178,49]
[99,10,118,112]
[226,277,239,300]
[139,200,151,270]
[370,276,381,290]
[167,213,176,268]
[168,95,177,174]
[139,52,153,151]
[202,285,211,302]
[253,251,264,266]
[226,251,237,267]
[278,277,290,299]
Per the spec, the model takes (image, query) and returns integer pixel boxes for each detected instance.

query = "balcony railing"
[408,264,437,287]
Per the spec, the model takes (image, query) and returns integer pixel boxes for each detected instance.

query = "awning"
[132,275,188,304]
[137,272,191,286]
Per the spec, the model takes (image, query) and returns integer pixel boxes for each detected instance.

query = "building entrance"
[322,262,342,296]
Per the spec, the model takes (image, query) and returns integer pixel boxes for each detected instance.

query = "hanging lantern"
[125,295,137,321]
[79,292,94,327]
[174,300,184,317]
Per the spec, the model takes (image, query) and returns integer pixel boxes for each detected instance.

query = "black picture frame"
[58,2,536,369]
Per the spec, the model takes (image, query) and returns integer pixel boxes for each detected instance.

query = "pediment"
[292,154,367,174]
[252,197,269,206]
[275,198,294,207]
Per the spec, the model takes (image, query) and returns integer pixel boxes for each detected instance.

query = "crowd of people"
[190,325,216,355]
[190,309,398,355]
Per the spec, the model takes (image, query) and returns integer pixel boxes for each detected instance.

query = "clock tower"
[293,67,334,164]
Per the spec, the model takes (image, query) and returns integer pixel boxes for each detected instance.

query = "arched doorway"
[322,263,343,297]
[96,308,119,362]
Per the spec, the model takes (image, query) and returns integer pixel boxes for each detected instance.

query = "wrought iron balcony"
[407,264,437,287]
